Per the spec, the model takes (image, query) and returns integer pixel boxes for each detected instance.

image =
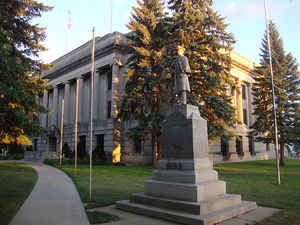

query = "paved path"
[1,161,89,225]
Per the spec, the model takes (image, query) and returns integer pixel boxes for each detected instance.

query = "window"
[107,67,112,90]
[79,136,86,145]
[134,137,142,153]
[236,136,244,156]
[97,64,112,90]
[248,135,255,155]
[242,85,246,100]
[107,101,111,118]
[96,134,104,149]
[221,139,229,157]
[34,139,38,152]
[78,136,86,157]
[243,109,248,125]
[95,134,106,160]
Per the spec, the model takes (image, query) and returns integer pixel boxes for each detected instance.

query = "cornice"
[43,32,129,80]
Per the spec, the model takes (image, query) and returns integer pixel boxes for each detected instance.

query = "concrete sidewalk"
[90,205,279,225]
[2,161,90,225]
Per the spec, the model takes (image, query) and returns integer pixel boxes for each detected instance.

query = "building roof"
[43,32,129,80]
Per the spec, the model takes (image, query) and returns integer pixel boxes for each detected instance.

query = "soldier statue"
[173,45,191,104]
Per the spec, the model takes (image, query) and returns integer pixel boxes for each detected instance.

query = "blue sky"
[37,0,300,65]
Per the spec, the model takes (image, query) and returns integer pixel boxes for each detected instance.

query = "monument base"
[116,158,256,225]
[117,198,256,225]
[116,105,256,225]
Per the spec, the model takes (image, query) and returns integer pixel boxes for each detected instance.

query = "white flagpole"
[89,27,96,201]
[264,0,280,185]
[110,0,113,33]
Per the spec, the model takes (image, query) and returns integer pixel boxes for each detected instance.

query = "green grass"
[47,160,300,225]
[86,211,120,224]
[214,160,300,225]
[0,163,38,225]
[49,163,153,208]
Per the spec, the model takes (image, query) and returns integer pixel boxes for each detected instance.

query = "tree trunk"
[279,142,285,166]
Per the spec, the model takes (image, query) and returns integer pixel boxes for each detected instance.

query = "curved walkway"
[1,161,89,225]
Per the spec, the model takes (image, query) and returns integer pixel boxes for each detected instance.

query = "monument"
[173,45,191,105]
[116,46,257,225]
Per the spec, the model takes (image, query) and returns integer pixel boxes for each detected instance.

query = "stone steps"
[116,200,257,225]
[144,179,226,202]
[131,193,242,215]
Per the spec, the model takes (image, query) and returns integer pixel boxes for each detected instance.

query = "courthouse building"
[33,32,274,164]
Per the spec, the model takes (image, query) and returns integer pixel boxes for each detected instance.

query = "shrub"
[8,143,24,155]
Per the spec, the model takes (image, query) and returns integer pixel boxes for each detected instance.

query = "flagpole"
[264,0,281,185]
[66,9,71,52]
[89,27,95,201]
[110,0,113,33]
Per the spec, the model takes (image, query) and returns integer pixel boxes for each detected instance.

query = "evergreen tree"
[167,0,237,141]
[118,0,167,161]
[252,22,300,166]
[119,0,238,164]
[0,0,51,142]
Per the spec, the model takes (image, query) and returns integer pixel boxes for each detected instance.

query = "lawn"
[45,161,153,208]
[0,163,38,225]
[47,160,300,225]
[214,160,300,225]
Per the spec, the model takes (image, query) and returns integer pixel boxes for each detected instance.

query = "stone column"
[236,81,243,124]
[247,83,254,127]
[53,86,58,127]
[42,92,48,128]
[111,63,120,118]
[64,81,71,124]
[85,76,90,123]
[78,77,84,123]
[93,72,100,120]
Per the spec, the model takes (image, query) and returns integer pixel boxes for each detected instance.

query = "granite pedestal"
[116,104,257,225]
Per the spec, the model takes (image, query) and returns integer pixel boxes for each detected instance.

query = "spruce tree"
[0,0,52,142]
[252,22,300,166]
[118,0,167,161]
[119,0,239,163]
[167,0,237,141]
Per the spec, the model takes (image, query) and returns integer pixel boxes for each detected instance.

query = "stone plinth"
[116,104,257,225]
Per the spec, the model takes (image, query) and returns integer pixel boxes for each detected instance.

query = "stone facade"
[33,32,275,164]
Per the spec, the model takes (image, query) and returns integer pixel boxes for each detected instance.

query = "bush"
[0,143,24,160]
[8,143,24,155]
